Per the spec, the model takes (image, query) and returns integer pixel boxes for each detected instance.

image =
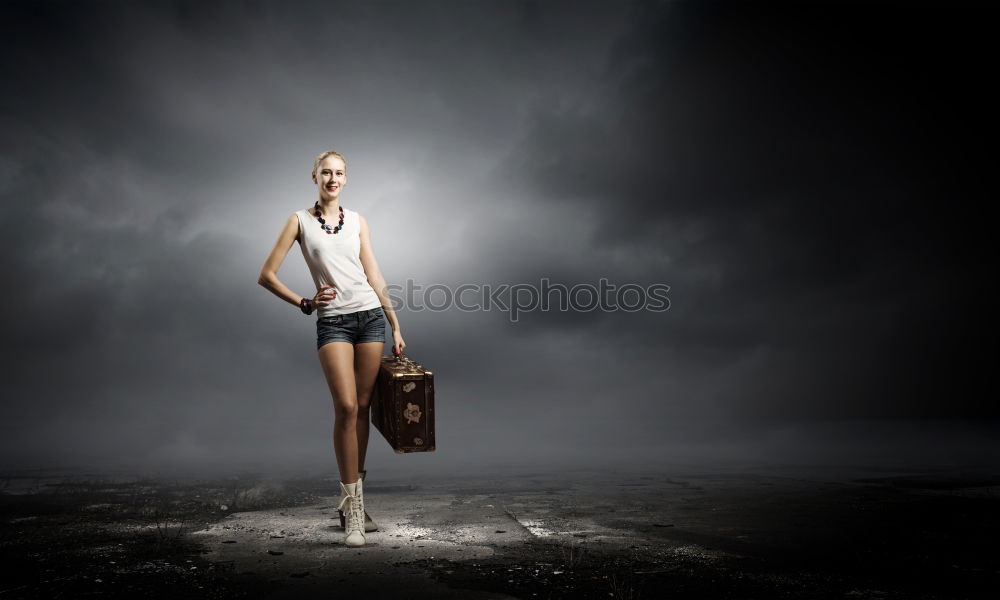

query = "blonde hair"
[311,150,347,180]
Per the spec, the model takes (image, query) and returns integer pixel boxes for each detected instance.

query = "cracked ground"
[1,465,997,599]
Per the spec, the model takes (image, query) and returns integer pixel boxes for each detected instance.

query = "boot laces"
[337,489,364,533]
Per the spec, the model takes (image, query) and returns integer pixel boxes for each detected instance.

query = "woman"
[257,150,406,547]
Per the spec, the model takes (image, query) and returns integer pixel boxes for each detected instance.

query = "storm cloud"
[1,1,995,475]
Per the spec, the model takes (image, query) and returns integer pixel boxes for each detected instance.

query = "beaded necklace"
[314,201,345,234]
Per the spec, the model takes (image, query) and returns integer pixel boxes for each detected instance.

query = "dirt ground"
[1,464,997,599]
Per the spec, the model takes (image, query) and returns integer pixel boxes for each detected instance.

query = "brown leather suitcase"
[372,353,435,453]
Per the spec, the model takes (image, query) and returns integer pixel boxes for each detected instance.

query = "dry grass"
[560,540,587,570]
[609,571,641,599]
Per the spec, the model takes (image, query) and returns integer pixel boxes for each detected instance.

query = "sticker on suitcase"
[404,402,422,424]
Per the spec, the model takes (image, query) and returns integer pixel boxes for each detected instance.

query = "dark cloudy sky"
[1,1,996,476]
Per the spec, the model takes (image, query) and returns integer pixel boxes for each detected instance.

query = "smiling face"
[313,155,347,200]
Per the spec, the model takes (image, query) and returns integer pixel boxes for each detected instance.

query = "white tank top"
[296,207,383,318]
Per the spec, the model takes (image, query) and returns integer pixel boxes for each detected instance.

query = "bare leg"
[354,342,384,472]
[318,341,359,484]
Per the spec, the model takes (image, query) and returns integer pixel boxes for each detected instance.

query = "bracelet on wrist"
[299,297,314,315]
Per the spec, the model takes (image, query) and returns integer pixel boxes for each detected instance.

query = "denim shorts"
[316,306,386,349]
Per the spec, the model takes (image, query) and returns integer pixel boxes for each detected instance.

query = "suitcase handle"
[392,348,414,364]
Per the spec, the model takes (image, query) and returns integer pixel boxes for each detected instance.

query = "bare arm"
[359,214,406,351]
[257,213,328,309]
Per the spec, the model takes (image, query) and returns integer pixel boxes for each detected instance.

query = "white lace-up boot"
[337,479,366,547]
[339,470,378,532]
